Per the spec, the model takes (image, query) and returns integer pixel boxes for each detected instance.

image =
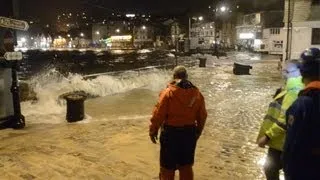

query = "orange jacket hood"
[167,81,200,108]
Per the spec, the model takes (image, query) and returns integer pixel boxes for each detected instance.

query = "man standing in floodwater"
[256,60,304,180]
[149,66,207,180]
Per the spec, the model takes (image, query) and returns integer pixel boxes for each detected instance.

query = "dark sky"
[17,0,283,22]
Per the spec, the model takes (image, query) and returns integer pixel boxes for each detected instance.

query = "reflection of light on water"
[257,155,267,166]
[112,50,124,54]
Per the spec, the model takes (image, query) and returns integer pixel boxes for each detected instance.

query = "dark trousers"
[264,148,283,180]
[160,125,197,170]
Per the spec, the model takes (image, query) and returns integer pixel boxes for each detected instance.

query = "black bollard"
[199,57,207,67]
[233,63,252,75]
[64,93,87,122]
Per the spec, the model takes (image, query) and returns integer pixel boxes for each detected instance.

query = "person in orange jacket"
[149,66,207,180]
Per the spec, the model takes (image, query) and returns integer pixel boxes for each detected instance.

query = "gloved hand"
[257,135,270,148]
[150,131,158,144]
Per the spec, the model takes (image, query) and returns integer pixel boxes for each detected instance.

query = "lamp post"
[213,4,229,58]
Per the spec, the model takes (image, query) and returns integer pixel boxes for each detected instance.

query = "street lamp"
[220,6,226,12]
[80,33,84,37]
[21,37,26,43]
[142,26,146,30]
[198,16,204,21]
[116,29,120,33]
[96,31,100,35]
[67,34,71,38]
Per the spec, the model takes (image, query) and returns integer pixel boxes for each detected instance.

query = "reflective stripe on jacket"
[257,76,304,151]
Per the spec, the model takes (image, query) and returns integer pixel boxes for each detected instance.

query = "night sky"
[17,0,283,22]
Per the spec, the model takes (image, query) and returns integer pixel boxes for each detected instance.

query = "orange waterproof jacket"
[149,80,207,135]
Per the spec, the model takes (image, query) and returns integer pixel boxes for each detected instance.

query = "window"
[312,28,320,45]
[312,0,320,5]
[270,28,280,35]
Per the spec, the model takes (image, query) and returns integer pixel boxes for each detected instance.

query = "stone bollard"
[199,57,207,67]
[63,93,87,122]
[233,63,252,75]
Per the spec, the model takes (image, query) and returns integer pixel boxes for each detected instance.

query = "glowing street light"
[21,37,26,43]
[142,26,146,30]
[126,14,135,18]
[96,31,100,35]
[220,6,227,12]
[116,29,120,33]
[198,16,203,21]
[67,34,71,38]
[80,33,84,37]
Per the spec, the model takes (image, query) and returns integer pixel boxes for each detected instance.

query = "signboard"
[0,16,29,31]
[3,52,22,61]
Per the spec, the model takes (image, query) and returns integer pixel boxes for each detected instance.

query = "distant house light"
[96,31,100,35]
[239,33,254,39]
[110,35,132,41]
[126,14,135,18]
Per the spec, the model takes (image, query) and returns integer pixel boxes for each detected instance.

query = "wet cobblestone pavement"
[0,56,283,179]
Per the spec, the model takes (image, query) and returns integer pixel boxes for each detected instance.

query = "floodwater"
[0,52,283,179]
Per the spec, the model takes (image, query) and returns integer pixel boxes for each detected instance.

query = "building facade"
[236,11,284,52]
[190,21,216,50]
[133,25,154,48]
[283,0,320,60]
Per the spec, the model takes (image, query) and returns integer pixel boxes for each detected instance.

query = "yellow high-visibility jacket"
[257,77,304,151]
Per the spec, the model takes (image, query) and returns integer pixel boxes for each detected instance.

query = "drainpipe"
[285,0,292,61]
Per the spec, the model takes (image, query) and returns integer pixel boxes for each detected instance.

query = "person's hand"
[150,132,158,144]
[257,135,270,148]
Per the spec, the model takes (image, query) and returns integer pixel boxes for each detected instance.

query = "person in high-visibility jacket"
[149,66,207,180]
[257,60,304,180]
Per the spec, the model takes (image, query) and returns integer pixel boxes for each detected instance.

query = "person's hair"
[173,66,188,79]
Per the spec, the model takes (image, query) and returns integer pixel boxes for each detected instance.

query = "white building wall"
[284,0,312,23]
[264,28,284,54]
[283,0,320,60]
[289,21,320,59]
